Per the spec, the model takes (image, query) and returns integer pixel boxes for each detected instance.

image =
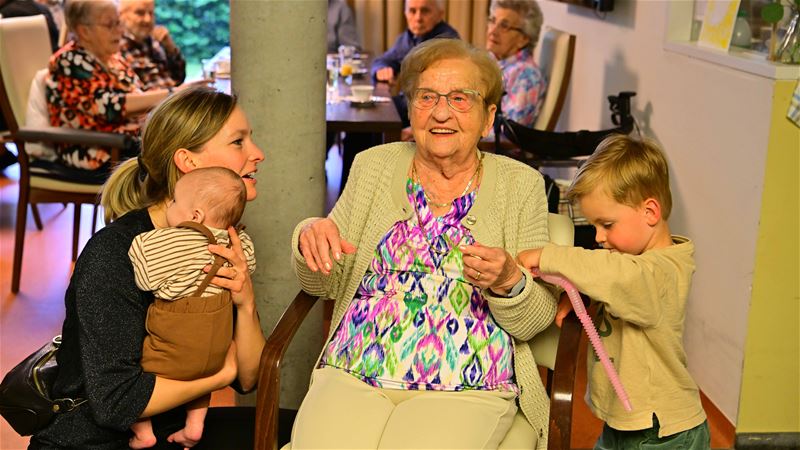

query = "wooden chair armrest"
[17,126,133,149]
[254,290,318,450]
[548,309,583,450]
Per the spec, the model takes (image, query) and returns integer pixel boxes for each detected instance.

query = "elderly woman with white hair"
[45,0,200,181]
[292,38,557,449]
[486,0,546,127]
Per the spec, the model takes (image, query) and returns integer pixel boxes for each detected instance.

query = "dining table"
[209,52,402,143]
[326,68,402,143]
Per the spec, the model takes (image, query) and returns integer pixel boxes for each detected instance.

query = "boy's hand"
[516,248,543,270]
[555,292,574,328]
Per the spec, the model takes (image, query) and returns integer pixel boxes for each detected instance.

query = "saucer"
[349,99,375,108]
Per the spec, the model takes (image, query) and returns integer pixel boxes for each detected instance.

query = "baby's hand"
[555,292,574,328]
[516,248,543,270]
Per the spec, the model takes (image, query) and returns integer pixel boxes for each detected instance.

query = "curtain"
[351,0,491,56]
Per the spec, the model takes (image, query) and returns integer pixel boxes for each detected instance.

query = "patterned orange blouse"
[46,41,143,170]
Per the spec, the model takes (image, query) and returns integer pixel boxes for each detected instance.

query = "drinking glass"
[326,56,339,103]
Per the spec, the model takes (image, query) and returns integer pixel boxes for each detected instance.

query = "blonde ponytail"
[99,86,237,223]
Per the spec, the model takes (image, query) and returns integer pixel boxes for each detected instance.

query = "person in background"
[128,167,256,449]
[340,0,460,193]
[371,0,459,84]
[119,0,186,90]
[46,0,200,181]
[327,0,361,53]
[30,86,266,450]
[486,0,546,131]
[291,39,557,449]
[518,135,710,450]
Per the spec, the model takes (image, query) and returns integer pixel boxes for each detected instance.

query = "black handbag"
[0,335,85,436]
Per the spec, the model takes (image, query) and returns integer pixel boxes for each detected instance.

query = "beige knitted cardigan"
[291,142,557,448]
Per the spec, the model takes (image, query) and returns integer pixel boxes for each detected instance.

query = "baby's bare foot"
[129,433,157,449]
[166,421,204,448]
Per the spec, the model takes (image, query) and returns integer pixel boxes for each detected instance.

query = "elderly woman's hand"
[460,242,523,294]
[206,227,254,308]
[299,218,357,275]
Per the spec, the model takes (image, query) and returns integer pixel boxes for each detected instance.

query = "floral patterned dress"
[321,178,518,394]
[46,41,142,170]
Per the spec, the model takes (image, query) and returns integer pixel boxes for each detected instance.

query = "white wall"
[536,0,775,423]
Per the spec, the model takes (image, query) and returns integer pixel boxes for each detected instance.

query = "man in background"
[371,0,459,84]
[119,0,185,90]
[337,0,459,192]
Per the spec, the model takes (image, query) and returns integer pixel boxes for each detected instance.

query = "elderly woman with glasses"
[486,0,546,128]
[291,38,557,449]
[45,0,199,181]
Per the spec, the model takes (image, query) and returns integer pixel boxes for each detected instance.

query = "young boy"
[518,135,710,449]
[127,167,257,449]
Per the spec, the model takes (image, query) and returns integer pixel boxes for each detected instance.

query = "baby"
[127,167,256,449]
[518,135,710,448]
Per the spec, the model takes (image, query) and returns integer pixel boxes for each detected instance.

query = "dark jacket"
[370,20,460,80]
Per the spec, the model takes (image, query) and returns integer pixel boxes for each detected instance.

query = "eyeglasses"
[486,16,525,34]
[86,20,122,30]
[411,88,483,113]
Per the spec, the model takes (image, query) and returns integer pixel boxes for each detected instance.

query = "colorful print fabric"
[499,47,546,127]
[46,41,142,170]
[321,178,518,394]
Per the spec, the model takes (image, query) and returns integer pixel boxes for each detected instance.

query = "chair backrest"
[533,27,576,132]
[0,15,52,131]
[528,213,574,370]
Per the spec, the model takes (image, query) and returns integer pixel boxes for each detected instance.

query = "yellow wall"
[737,80,800,432]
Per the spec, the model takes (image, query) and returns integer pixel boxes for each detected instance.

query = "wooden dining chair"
[0,15,133,293]
[254,213,585,450]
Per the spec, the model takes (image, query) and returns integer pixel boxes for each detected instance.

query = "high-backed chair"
[254,213,584,450]
[483,27,576,154]
[0,15,132,293]
[533,27,576,132]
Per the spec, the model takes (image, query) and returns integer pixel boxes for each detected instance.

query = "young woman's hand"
[206,227,254,309]
[460,242,522,294]
[217,341,239,387]
[299,218,356,275]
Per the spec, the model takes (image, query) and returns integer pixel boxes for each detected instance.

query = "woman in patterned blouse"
[291,39,557,449]
[486,0,547,128]
[45,0,195,178]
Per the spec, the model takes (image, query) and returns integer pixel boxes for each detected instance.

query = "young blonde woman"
[30,86,266,450]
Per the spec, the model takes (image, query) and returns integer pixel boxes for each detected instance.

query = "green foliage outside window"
[156,0,230,70]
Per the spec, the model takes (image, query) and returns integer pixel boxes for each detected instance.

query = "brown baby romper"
[140,221,234,380]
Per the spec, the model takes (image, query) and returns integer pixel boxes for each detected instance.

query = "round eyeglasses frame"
[486,15,525,34]
[411,88,484,113]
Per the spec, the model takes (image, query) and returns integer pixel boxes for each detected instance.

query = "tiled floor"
[0,146,734,449]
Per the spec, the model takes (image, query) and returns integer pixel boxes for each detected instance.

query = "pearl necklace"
[412,150,483,208]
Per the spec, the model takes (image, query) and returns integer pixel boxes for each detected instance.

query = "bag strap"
[49,336,86,414]
[175,221,233,297]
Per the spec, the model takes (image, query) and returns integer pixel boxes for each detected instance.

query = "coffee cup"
[350,85,374,103]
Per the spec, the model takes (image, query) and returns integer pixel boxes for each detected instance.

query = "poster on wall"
[697,0,742,51]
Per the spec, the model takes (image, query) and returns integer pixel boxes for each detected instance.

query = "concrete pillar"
[230,0,327,409]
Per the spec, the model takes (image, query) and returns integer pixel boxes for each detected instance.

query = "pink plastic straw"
[532,269,633,412]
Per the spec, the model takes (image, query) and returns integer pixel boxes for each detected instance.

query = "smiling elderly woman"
[486,0,546,128]
[291,38,557,449]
